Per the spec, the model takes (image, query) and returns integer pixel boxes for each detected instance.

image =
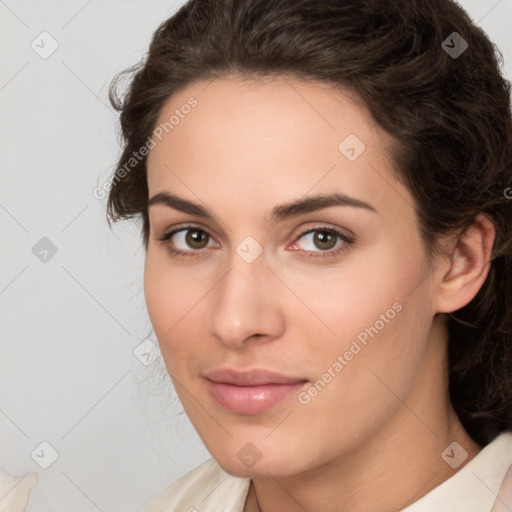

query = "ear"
[434,213,496,314]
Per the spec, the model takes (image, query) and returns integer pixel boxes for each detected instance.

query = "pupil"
[187,230,207,248]
[314,231,336,250]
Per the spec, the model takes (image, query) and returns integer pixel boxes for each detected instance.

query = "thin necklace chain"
[253,482,262,512]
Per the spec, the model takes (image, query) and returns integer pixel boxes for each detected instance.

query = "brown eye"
[185,229,210,249]
[159,227,216,254]
[312,230,338,250]
[296,229,343,252]
[291,226,354,258]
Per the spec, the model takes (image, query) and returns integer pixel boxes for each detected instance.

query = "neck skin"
[244,316,482,512]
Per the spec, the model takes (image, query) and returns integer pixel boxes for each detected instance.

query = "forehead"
[148,74,384,160]
[146,74,410,221]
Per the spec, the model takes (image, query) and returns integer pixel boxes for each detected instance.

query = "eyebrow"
[147,191,378,224]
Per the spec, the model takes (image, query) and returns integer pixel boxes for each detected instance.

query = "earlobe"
[434,213,496,314]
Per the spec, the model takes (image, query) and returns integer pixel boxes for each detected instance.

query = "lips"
[204,368,308,415]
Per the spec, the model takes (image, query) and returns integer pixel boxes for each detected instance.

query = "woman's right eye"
[158,227,217,256]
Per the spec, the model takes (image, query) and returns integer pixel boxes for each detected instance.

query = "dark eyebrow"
[147,191,378,223]
[267,192,378,223]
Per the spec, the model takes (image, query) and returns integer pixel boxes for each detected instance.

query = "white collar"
[401,431,512,512]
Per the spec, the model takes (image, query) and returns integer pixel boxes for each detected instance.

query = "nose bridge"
[210,248,283,347]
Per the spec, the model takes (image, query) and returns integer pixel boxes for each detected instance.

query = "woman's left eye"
[290,228,353,257]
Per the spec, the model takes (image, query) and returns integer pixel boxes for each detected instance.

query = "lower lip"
[205,379,308,415]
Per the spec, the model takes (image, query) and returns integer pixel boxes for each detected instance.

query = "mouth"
[203,368,309,415]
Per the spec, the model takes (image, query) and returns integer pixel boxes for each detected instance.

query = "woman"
[105,0,512,510]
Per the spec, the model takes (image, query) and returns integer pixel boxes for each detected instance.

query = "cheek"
[277,243,413,339]
[143,250,191,348]
[286,257,432,455]
[143,249,214,366]
[293,241,430,380]
[144,251,172,336]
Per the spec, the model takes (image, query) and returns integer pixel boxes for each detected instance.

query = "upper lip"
[204,368,308,386]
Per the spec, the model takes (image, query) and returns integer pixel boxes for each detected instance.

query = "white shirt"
[146,431,512,512]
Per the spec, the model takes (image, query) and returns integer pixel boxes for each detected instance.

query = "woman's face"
[144,75,442,478]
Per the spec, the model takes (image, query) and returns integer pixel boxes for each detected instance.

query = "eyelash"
[156,223,355,259]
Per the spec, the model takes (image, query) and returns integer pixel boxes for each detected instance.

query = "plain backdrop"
[0,0,511,510]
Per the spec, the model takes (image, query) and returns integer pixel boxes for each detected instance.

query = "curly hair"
[105,0,512,446]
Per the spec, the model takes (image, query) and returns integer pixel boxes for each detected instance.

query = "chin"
[208,444,305,479]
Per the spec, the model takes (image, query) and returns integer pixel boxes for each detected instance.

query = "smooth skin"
[144,74,495,512]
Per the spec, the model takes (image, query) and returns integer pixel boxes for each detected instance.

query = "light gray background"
[0,1,511,511]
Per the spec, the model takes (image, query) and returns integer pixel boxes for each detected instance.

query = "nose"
[209,252,285,349]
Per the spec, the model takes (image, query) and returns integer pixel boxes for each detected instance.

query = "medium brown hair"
[106,0,512,445]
